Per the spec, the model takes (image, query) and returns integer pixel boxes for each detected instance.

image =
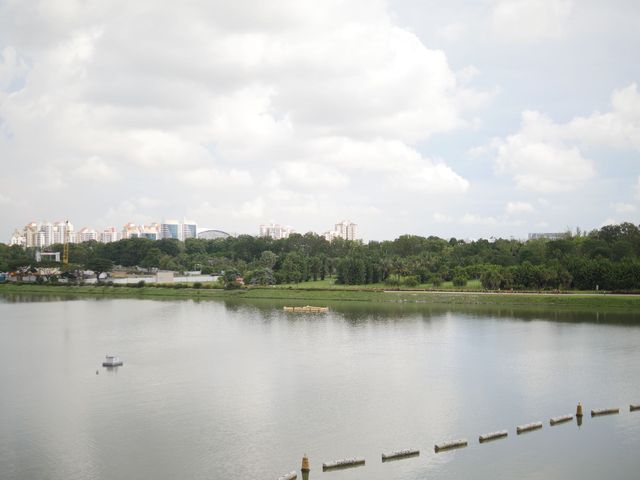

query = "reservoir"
[1,294,639,479]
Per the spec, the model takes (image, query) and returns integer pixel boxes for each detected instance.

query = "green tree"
[85,257,114,283]
[140,248,162,271]
[451,266,468,287]
[222,269,242,289]
[278,252,307,284]
[248,268,275,285]
[480,266,503,290]
[335,255,366,285]
[258,250,278,269]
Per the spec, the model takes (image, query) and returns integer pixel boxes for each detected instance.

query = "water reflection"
[1,295,639,480]
[221,298,640,326]
[3,292,639,326]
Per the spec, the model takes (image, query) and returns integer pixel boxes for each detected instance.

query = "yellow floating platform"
[283,305,329,313]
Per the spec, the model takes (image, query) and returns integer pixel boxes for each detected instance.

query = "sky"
[0,0,639,242]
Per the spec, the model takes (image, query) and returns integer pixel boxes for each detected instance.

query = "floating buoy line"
[283,306,329,313]
[275,401,639,479]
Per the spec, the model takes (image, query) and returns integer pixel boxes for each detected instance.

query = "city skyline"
[9,217,363,247]
[1,1,639,242]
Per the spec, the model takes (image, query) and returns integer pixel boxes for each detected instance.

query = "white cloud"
[493,130,594,192]
[457,65,480,85]
[506,201,535,215]
[280,162,349,189]
[0,46,27,90]
[320,138,470,194]
[611,202,636,214]
[460,213,500,226]
[636,176,640,199]
[490,0,573,42]
[0,193,12,204]
[238,197,266,219]
[392,162,470,193]
[467,145,488,158]
[180,167,254,188]
[433,212,453,223]
[487,84,640,194]
[601,218,620,228]
[435,23,466,43]
[0,0,483,237]
[135,197,168,209]
[459,212,529,227]
[72,156,118,181]
[97,200,156,227]
[563,83,640,150]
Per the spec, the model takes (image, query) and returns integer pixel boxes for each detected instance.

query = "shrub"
[137,280,146,288]
[452,275,468,287]
[192,282,202,289]
[403,276,420,287]
[384,277,400,287]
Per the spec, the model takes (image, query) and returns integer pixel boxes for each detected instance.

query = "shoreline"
[2,283,640,311]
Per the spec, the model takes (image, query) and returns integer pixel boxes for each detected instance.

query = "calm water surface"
[1,295,639,480]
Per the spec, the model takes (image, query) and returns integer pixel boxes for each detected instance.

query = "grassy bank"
[1,282,640,310]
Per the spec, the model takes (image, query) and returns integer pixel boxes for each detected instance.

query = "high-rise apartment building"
[161,220,181,240]
[24,222,39,248]
[141,223,160,240]
[182,221,197,240]
[259,223,294,240]
[122,222,140,239]
[9,229,26,247]
[122,223,160,240]
[52,221,74,245]
[10,218,199,246]
[335,220,357,240]
[100,227,120,243]
[324,220,357,242]
[40,222,53,247]
[12,221,75,248]
[77,227,98,243]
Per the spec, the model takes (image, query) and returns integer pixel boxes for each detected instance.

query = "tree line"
[1,222,640,291]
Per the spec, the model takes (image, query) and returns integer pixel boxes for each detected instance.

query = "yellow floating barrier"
[591,407,619,417]
[322,458,365,471]
[283,306,329,313]
[277,472,296,480]
[381,449,419,461]
[479,430,508,443]
[517,422,542,434]
[434,439,468,452]
[550,414,573,426]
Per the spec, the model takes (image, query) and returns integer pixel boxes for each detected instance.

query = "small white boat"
[102,355,123,367]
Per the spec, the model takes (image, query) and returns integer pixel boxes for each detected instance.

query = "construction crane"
[63,220,70,264]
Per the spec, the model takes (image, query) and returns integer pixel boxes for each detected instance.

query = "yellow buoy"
[301,454,310,473]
